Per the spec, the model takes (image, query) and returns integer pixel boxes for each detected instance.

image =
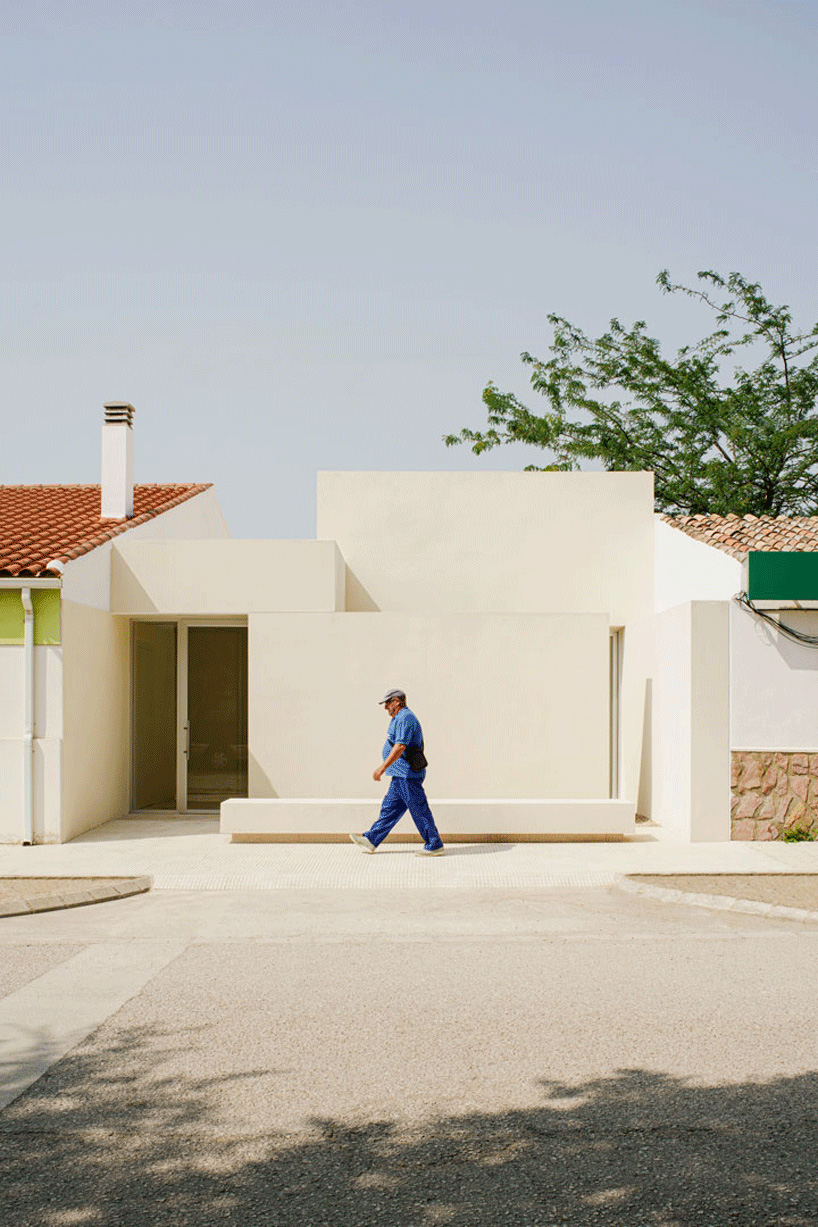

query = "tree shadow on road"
[1,1026,817,1226]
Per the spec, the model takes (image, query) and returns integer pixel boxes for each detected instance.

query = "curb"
[0,876,153,918]
[614,875,818,924]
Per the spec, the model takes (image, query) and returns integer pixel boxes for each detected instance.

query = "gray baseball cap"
[378,688,406,705]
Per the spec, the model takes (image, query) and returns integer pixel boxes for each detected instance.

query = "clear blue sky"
[2,0,816,536]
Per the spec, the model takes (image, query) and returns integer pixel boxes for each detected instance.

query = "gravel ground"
[627,872,818,909]
[3,884,818,1226]
[0,943,85,998]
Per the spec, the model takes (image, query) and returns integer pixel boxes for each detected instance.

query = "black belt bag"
[389,739,428,772]
[404,744,428,773]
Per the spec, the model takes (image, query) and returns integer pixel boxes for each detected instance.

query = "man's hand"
[374,743,406,783]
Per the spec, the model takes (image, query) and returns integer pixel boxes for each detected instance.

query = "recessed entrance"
[186,626,248,810]
[132,621,248,812]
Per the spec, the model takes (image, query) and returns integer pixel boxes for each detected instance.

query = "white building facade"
[4,416,818,845]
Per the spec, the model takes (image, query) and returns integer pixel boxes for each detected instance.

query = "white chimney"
[101,401,135,519]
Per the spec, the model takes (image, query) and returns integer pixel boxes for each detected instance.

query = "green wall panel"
[0,591,24,644]
[747,551,818,601]
[0,589,61,645]
[33,589,61,644]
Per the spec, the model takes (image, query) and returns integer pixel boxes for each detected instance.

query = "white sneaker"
[414,847,445,856]
[349,833,376,854]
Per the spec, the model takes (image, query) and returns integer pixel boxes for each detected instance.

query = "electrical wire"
[734,591,818,648]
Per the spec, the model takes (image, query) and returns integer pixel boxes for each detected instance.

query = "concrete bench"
[220,798,635,841]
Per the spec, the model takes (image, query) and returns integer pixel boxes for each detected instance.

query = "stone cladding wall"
[731,751,818,840]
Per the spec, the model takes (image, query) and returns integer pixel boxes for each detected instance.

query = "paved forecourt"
[1,818,818,891]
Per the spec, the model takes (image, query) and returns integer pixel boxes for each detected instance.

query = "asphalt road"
[2,885,818,1226]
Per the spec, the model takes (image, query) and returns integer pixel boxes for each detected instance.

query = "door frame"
[130,616,247,814]
[609,627,623,799]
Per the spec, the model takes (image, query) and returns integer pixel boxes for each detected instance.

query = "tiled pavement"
[1,817,817,892]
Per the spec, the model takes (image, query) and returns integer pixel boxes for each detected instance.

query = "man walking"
[350,689,445,856]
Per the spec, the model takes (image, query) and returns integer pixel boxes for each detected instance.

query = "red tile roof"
[0,484,212,577]
[663,513,818,560]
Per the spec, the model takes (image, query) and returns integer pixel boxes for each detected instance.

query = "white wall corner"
[620,615,656,820]
[61,487,230,611]
[651,602,693,837]
[689,601,731,841]
[650,599,731,842]
[654,517,742,613]
[330,541,346,611]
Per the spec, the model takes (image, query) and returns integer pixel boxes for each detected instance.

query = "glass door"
[184,625,248,810]
[132,622,178,810]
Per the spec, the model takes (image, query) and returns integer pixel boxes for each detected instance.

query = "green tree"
[444,271,818,516]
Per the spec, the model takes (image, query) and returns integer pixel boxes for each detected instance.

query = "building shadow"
[2,1022,817,1226]
[372,840,515,856]
[431,841,516,856]
[75,817,220,842]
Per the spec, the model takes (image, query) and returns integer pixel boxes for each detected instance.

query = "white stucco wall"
[60,600,130,843]
[61,487,230,611]
[731,603,818,750]
[0,644,63,843]
[651,601,731,841]
[0,646,24,741]
[0,743,25,843]
[654,518,742,612]
[248,612,611,801]
[110,539,344,615]
[318,471,654,624]
[0,646,26,843]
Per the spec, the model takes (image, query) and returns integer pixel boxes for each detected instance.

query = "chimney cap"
[103,401,135,426]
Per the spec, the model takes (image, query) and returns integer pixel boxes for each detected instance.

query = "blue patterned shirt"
[383,707,426,780]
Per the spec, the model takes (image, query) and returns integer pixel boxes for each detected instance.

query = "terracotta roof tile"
[662,513,818,560]
[0,484,212,577]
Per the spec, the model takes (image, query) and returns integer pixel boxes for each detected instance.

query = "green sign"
[747,552,818,601]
